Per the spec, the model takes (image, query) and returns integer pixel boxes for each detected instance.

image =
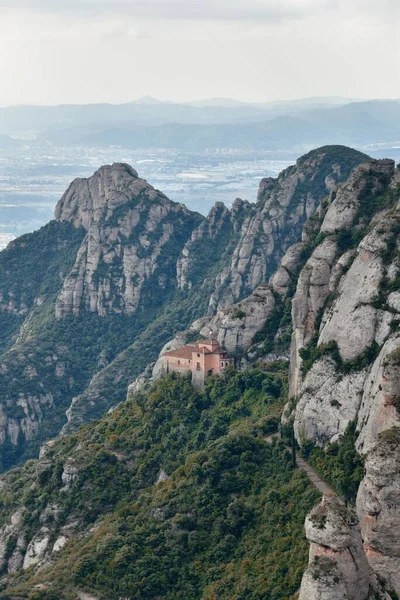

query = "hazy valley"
[1,96,400,248]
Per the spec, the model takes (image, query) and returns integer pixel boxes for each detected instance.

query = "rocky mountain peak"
[321,158,395,233]
[257,177,275,202]
[54,162,174,231]
[208,145,369,312]
[54,163,202,317]
[2,145,400,598]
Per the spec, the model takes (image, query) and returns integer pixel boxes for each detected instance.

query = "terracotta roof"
[163,345,195,359]
[163,339,224,359]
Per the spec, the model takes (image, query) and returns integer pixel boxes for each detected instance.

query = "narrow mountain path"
[294,454,335,495]
[264,432,336,496]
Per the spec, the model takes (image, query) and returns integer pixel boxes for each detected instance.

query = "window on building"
[178,360,180,365]
[196,362,201,370]
[197,353,200,357]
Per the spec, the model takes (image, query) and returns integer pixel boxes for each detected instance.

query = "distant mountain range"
[132,95,360,109]
[1,96,400,155]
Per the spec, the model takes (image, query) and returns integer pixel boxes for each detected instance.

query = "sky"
[0,0,399,106]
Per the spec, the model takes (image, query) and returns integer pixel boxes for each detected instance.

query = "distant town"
[0,143,292,241]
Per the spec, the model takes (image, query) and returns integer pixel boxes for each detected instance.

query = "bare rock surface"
[55,163,201,317]
[200,284,276,354]
[292,159,400,599]
[300,496,370,600]
[209,147,367,312]
[357,428,400,596]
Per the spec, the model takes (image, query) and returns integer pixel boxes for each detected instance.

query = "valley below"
[0,143,292,245]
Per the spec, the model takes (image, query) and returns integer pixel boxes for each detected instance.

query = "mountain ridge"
[0,145,368,470]
[1,144,400,598]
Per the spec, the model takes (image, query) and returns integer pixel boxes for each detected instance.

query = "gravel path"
[295,455,335,495]
[264,432,336,496]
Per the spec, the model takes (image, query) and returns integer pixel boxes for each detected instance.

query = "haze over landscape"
[0,0,399,246]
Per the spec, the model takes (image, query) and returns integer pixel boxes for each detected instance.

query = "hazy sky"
[0,0,399,105]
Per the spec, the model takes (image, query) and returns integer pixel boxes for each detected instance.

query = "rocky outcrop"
[208,146,369,313]
[176,200,248,291]
[320,160,394,234]
[290,236,339,398]
[356,338,400,454]
[199,284,276,355]
[0,455,84,575]
[291,159,399,443]
[55,163,202,317]
[357,428,400,597]
[291,159,396,399]
[299,495,370,600]
[0,164,205,464]
[294,357,367,446]
[293,160,400,599]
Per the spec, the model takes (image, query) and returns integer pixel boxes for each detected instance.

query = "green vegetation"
[0,221,85,354]
[0,214,227,471]
[0,368,320,600]
[302,422,364,501]
[300,338,381,377]
[251,296,293,358]
[356,175,399,221]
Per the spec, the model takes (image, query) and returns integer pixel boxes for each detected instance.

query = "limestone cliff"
[291,160,400,598]
[206,146,368,312]
[290,159,399,446]
[299,495,370,600]
[55,163,202,317]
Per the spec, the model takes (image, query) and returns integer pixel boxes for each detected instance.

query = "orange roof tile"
[163,339,225,359]
[163,345,195,359]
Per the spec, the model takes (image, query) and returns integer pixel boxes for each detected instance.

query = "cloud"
[1,0,397,30]
[0,0,398,106]
[0,0,339,22]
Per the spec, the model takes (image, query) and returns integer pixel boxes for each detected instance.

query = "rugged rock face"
[0,458,83,576]
[356,338,400,454]
[294,357,368,446]
[207,146,368,312]
[357,428,400,597]
[0,164,207,470]
[2,146,400,598]
[299,495,370,600]
[143,235,308,388]
[199,284,276,354]
[55,163,202,317]
[291,159,399,443]
[290,159,395,399]
[176,200,250,292]
[292,161,400,598]
[0,147,374,472]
